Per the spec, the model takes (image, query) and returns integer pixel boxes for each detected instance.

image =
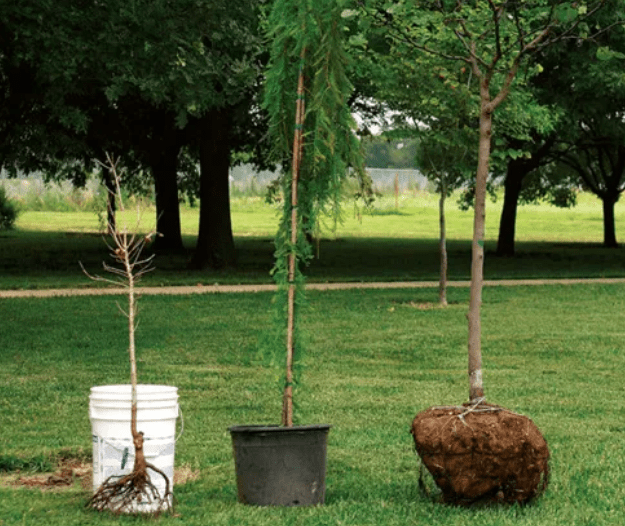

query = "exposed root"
[87,462,172,515]
[87,432,172,515]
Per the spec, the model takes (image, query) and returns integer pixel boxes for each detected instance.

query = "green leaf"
[597,46,625,61]
[554,5,578,24]
[349,34,368,48]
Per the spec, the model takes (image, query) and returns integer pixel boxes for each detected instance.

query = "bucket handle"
[175,405,184,443]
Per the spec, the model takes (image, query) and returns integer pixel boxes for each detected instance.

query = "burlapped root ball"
[411,402,550,505]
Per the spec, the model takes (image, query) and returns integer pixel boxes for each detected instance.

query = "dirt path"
[2,277,625,299]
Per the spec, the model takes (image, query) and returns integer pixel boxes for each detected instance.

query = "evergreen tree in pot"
[229,0,367,507]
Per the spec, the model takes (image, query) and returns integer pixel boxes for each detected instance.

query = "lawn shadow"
[3,231,625,290]
[365,209,413,217]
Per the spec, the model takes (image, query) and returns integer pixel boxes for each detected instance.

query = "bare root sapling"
[83,154,171,514]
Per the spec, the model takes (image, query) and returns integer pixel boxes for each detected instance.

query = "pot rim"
[229,424,331,434]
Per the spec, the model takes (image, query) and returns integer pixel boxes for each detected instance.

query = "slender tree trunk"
[602,193,619,248]
[126,260,148,474]
[282,49,307,428]
[438,178,448,306]
[496,160,525,257]
[467,77,491,403]
[394,173,399,210]
[191,109,237,269]
[152,142,184,253]
[125,247,140,450]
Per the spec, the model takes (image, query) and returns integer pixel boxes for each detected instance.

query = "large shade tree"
[534,10,625,247]
[496,4,625,255]
[1,0,266,264]
[557,118,625,247]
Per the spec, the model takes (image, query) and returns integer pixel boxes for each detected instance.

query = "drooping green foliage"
[265,0,365,270]
[263,0,365,423]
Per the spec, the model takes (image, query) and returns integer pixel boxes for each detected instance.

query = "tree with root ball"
[353,0,619,505]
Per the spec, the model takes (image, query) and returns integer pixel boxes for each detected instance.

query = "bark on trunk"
[602,194,619,248]
[152,142,184,253]
[467,77,491,403]
[496,137,555,257]
[102,169,117,235]
[191,109,237,269]
[282,49,307,428]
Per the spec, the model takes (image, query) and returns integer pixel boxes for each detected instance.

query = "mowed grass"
[1,283,625,525]
[1,191,625,290]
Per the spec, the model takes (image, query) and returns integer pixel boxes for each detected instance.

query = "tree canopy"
[2,0,625,268]
[350,0,623,401]
[1,0,267,260]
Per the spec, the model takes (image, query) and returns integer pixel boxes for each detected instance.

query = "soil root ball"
[411,402,549,505]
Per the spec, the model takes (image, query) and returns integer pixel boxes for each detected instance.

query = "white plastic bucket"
[89,384,179,513]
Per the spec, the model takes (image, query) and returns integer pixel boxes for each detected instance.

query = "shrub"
[0,186,19,230]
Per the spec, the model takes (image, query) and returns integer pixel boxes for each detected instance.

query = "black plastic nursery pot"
[229,424,331,507]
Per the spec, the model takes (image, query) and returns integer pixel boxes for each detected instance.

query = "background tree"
[416,126,472,305]
[495,4,625,255]
[359,0,614,401]
[558,122,625,247]
[534,12,625,248]
[489,86,567,257]
[494,133,559,256]
[0,0,267,266]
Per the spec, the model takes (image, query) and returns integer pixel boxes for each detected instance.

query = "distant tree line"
[362,137,419,169]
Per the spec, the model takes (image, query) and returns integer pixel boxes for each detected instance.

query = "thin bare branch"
[455,26,489,71]
[487,0,504,58]
[86,153,169,514]
[79,261,127,288]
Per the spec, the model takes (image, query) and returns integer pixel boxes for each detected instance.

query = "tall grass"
[0,177,103,213]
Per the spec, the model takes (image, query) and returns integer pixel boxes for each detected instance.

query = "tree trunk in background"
[438,179,448,306]
[102,167,117,235]
[151,140,184,253]
[496,160,525,257]
[602,193,619,248]
[191,108,237,269]
[496,137,555,257]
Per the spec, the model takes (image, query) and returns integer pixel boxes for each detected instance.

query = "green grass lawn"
[1,191,625,290]
[1,283,624,525]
